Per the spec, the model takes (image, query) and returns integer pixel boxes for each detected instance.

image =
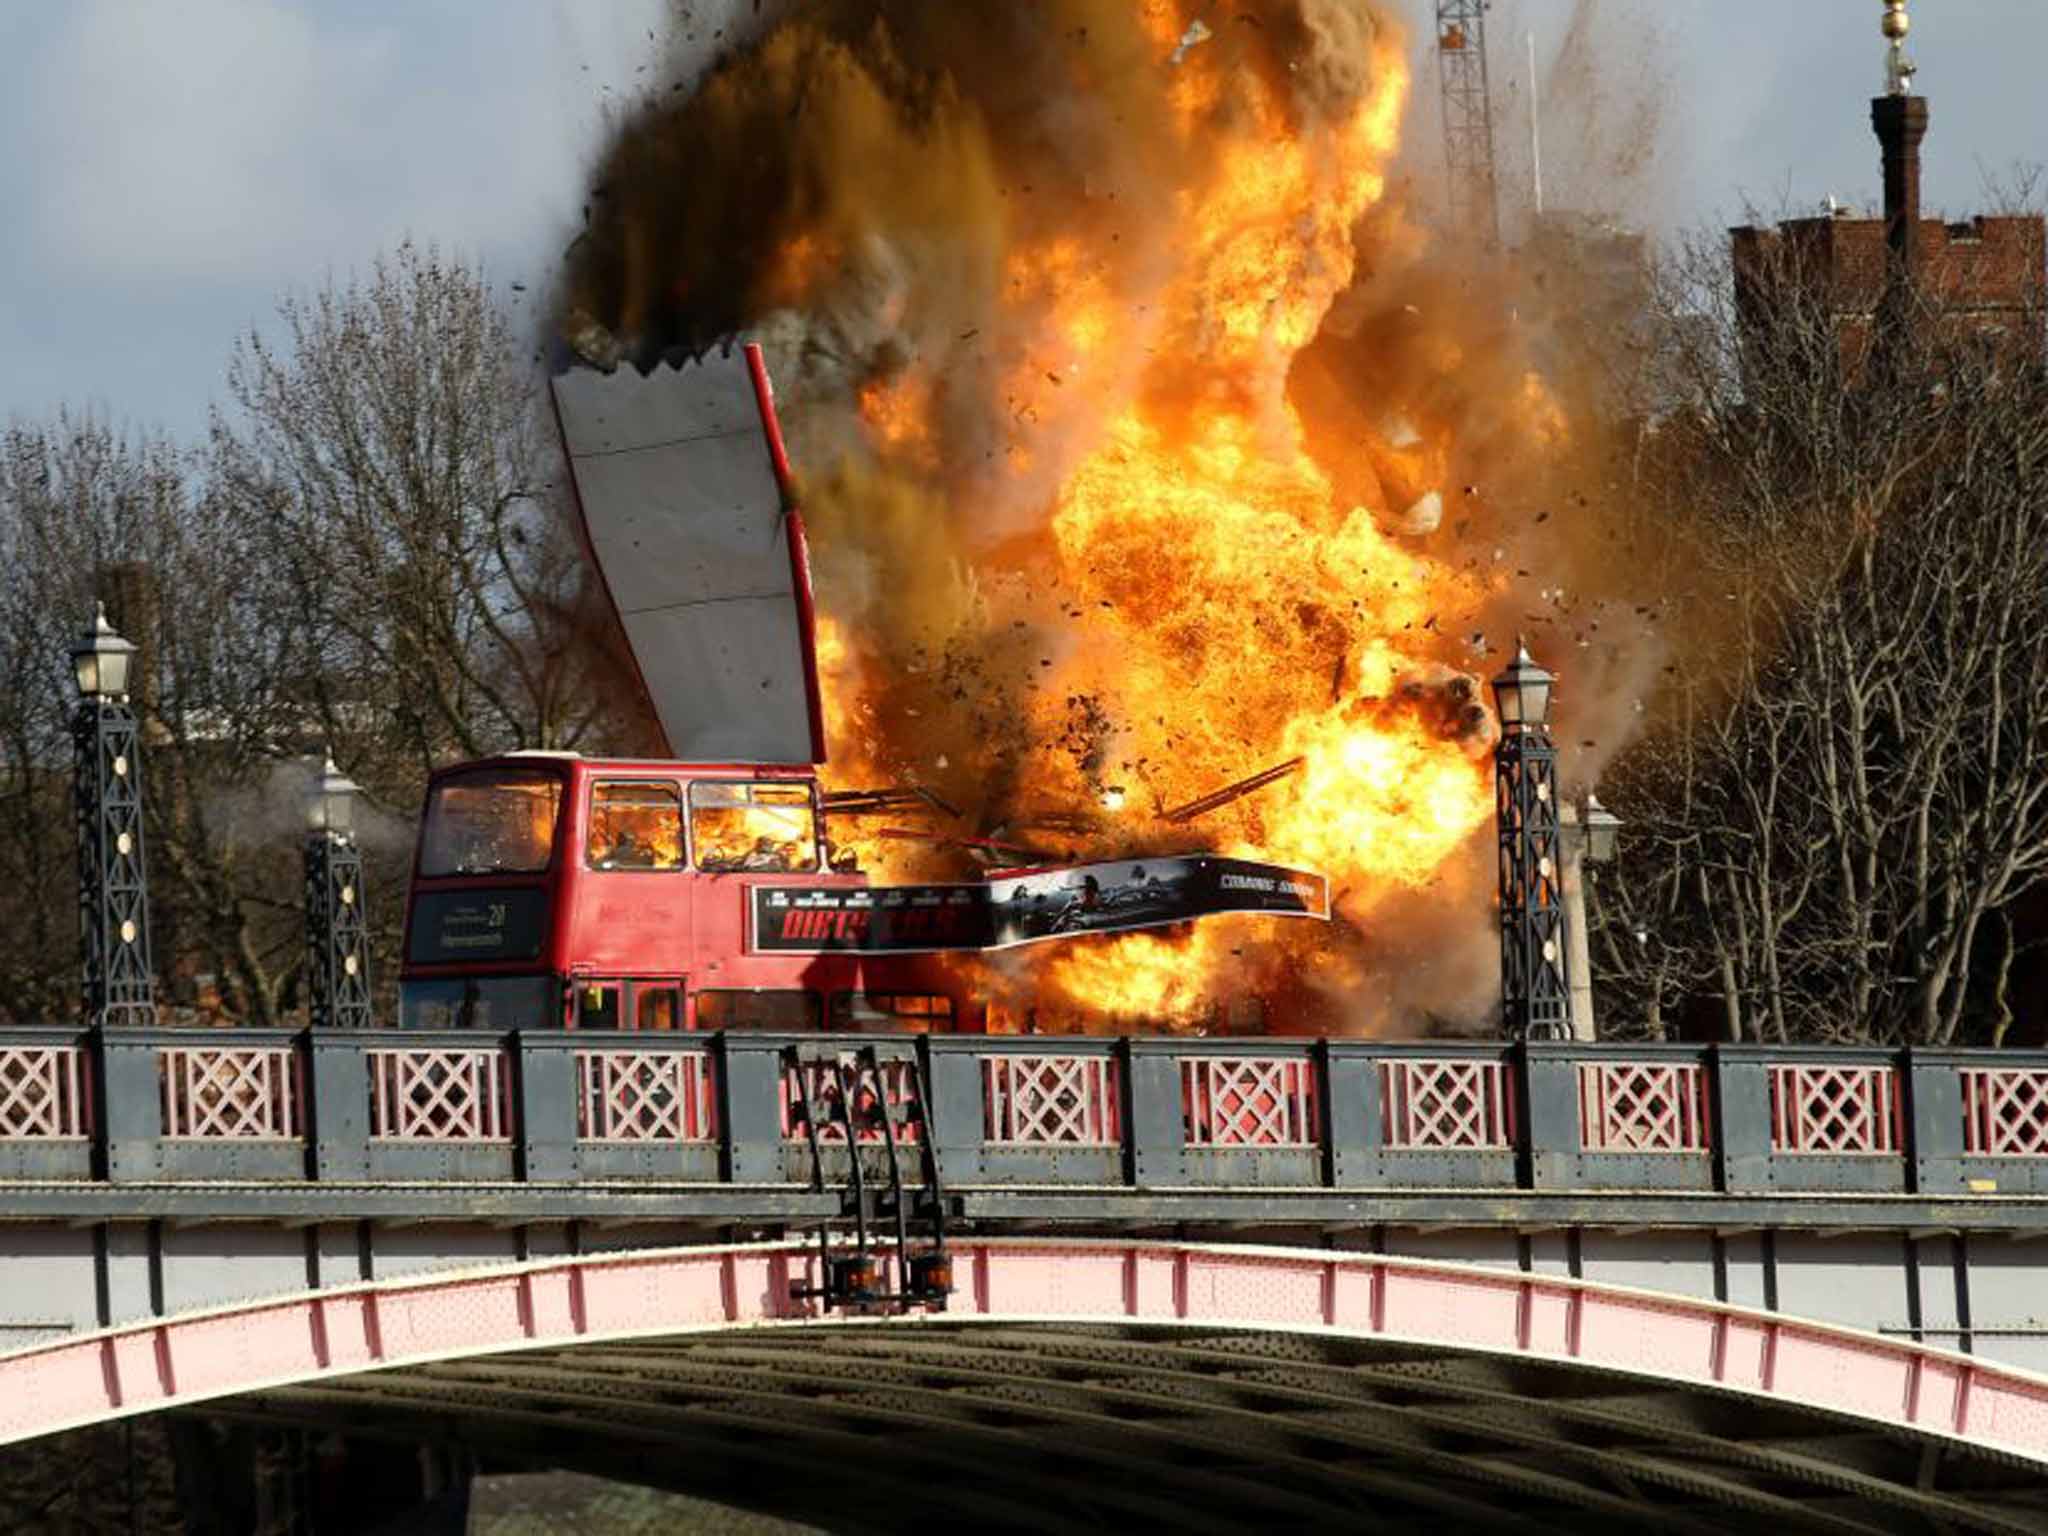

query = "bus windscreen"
[420,771,564,877]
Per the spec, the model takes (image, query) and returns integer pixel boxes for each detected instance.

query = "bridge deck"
[0,1029,2042,1377]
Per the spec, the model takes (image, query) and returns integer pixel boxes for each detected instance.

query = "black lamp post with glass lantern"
[1492,640,1572,1041]
[305,756,373,1029]
[71,604,156,1027]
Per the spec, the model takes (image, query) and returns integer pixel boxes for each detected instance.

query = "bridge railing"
[3,1026,2047,1196]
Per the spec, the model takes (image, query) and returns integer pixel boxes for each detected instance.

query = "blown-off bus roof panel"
[551,348,822,765]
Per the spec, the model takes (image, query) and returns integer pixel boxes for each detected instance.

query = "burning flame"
[810,10,1500,1026]
[569,1,1587,1031]
[692,793,821,874]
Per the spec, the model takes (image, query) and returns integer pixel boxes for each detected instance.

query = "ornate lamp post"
[305,756,373,1029]
[71,604,156,1026]
[1492,641,1571,1041]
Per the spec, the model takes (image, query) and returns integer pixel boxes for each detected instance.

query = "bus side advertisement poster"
[749,857,1329,955]
[750,884,993,953]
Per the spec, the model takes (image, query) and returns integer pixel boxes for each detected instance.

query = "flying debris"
[1165,758,1308,825]
[1169,18,1213,65]
[820,786,964,819]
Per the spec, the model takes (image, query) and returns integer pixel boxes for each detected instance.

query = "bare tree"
[209,241,613,779]
[1591,229,2048,1046]
[0,246,647,1027]
[188,245,649,1024]
[0,415,303,1024]
[0,421,100,1020]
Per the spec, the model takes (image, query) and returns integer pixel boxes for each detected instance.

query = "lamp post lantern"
[1580,792,1623,865]
[1492,640,1572,1041]
[71,604,156,1027]
[1562,791,1625,1042]
[304,755,373,1029]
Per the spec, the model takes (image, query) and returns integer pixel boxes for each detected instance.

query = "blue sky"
[1,1,2040,439]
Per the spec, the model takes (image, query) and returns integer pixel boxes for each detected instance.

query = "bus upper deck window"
[588,782,685,870]
[689,782,820,874]
[419,771,563,878]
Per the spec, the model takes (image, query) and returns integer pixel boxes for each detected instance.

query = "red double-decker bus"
[399,752,975,1034]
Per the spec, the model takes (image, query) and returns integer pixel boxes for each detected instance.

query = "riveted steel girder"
[218,1323,2048,1535]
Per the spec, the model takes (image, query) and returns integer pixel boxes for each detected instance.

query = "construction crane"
[1436,1,1501,245]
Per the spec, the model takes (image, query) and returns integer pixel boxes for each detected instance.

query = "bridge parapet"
[2,1027,2047,1200]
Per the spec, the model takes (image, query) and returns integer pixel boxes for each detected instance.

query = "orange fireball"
[795,8,1512,1023]
[565,2,1578,1029]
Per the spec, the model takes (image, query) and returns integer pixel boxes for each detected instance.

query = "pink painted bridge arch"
[4,1238,2048,1533]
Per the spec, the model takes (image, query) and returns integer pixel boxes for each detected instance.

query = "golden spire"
[1882,0,1916,96]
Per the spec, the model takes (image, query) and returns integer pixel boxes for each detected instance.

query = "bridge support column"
[93,1030,162,1183]
[1519,1043,1581,1189]
[513,1033,579,1182]
[1906,1050,1968,1194]
[99,1220,159,1327]
[307,1032,370,1182]
[718,1036,786,1183]
[921,1039,985,1187]
[1905,1229,1975,1354]
[305,1222,369,1289]
[1124,1042,1189,1187]
[1712,1048,1774,1192]
[1319,1042,1378,1187]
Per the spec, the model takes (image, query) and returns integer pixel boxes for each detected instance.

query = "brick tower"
[1729,1,2044,380]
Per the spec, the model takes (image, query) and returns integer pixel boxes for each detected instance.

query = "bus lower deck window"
[401,977,556,1030]
[579,983,621,1030]
[694,990,821,1031]
[831,993,955,1032]
[637,984,683,1031]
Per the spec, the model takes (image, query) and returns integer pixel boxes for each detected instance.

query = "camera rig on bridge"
[784,1041,954,1314]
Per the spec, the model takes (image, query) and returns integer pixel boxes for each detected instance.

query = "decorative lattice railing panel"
[577,1051,716,1143]
[982,1055,1120,1145]
[1182,1057,1317,1148]
[0,1047,90,1139]
[1578,1062,1710,1154]
[781,1056,921,1144]
[367,1049,509,1141]
[1380,1059,1514,1151]
[1961,1068,2048,1157]
[1770,1065,1899,1155]
[160,1048,300,1139]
